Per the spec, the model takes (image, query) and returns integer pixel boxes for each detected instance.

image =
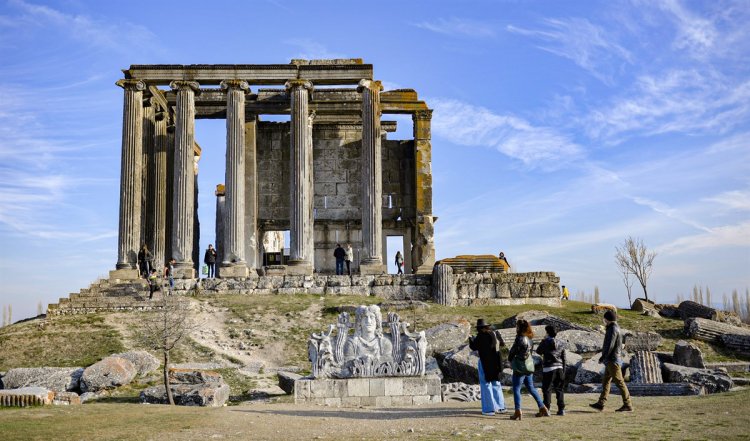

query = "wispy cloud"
[585,69,750,142]
[413,17,496,38]
[507,17,633,84]
[4,0,159,53]
[430,97,583,168]
[658,221,750,255]
[284,38,346,60]
[704,190,750,212]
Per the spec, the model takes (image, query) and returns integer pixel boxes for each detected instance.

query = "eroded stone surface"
[112,351,160,377]
[80,356,137,393]
[2,367,83,392]
[673,340,705,368]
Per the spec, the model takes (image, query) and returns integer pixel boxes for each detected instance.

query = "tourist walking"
[333,244,346,275]
[395,251,404,275]
[468,318,506,416]
[590,310,633,412]
[561,285,570,300]
[204,244,217,278]
[344,243,353,275]
[536,325,567,415]
[508,319,549,420]
[147,268,160,300]
[164,258,175,292]
[138,244,153,278]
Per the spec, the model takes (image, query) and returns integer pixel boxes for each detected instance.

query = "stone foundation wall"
[452,272,561,307]
[294,376,442,407]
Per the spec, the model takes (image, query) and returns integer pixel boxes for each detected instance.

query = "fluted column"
[412,108,436,274]
[285,79,314,274]
[358,79,385,274]
[169,80,200,279]
[114,79,146,276]
[152,109,168,268]
[141,97,155,254]
[220,80,250,277]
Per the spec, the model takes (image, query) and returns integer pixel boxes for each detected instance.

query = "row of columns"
[114,76,416,278]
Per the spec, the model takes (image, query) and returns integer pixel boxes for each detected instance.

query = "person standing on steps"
[508,319,549,420]
[536,325,567,416]
[468,318,507,416]
[395,251,404,275]
[344,243,353,275]
[138,244,153,279]
[590,310,633,413]
[333,243,346,275]
[204,244,217,279]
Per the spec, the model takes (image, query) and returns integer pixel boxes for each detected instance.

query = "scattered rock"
[80,390,108,403]
[169,369,224,385]
[112,351,160,376]
[52,391,81,405]
[623,332,663,352]
[500,310,549,329]
[441,382,481,402]
[631,298,656,312]
[0,387,55,407]
[673,340,705,368]
[140,383,230,407]
[574,353,606,384]
[656,304,681,319]
[80,356,137,393]
[591,303,617,315]
[436,344,478,384]
[424,320,471,355]
[662,363,733,393]
[277,371,302,395]
[425,356,443,380]
[2,367,83,392]
[556,330,604,354]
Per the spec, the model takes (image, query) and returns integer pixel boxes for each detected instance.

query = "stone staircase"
[47,278,166,316]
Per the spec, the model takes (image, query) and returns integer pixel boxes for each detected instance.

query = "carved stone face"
[360,309,377,335]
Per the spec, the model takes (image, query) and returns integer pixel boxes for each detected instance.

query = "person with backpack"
[507,319,549,420]
[468,318,506,416]
[536,325,567,415]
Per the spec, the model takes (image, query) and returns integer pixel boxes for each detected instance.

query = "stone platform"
[294,376,442,407]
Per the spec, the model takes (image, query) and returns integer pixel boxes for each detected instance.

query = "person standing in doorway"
[395,251,404,275]
[204,244,217,279]
[344,243,353,275]
[333,243,346,275]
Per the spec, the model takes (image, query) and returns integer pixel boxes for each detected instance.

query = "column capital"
[284,79,313,92]
[115,79,146,91]
[169,80,201,93]
[413,109,433,121]
[357,79,383,93]
[220,79,250,92]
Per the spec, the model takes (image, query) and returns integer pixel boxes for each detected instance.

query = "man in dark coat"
[333,244,346,275]
[536,325,567,415]
[204,244,217,279]
[469,318,506,415]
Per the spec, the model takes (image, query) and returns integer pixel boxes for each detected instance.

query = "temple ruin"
[109,59,435,279]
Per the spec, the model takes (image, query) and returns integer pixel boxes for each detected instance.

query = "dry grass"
[0,389,749,440]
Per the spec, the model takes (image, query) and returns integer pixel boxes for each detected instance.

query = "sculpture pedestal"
[294,375,441,407]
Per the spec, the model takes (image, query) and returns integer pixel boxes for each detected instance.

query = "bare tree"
[615,236,657,302]
[618,264,635,307]
[136,296,198,405]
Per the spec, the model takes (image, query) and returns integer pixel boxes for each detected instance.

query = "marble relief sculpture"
[308,305,427,379]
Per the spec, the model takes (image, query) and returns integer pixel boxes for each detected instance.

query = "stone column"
[358,79,385,275]
[112,79,146,279]
[244,115,259,271]
[284,79,314,275]
[412,109,436,274]
[215,184,226,278]
[141,97,155,253]
[152,108,168,268]
[169,80,200,279]
[219,80,250,277]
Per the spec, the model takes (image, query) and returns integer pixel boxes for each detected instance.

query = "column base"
[109,269,139,281]
[220,263,251,278]
[413,263,435,275]
[286,260,313,275]
[359,262,386,275]
[173,265,196,279]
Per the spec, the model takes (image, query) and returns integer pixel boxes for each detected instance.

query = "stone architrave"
[411,109,436,274]
[219,80,250,278]
[357,79,386,275]
[169,80,200,279]
[113,79,146,278]
[285,79,315,275]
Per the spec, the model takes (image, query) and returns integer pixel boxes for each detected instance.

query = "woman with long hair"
[507,319,549,420]
[468,318,506,415]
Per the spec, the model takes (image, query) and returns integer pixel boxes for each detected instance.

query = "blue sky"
[0,0,748,321]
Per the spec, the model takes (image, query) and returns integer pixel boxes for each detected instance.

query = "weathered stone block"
[347,378,369,397]
[0,387,55,407]
[80,356,137,393]
[391,395,413,406]
[2,367,83,393]
[113,351,159,377]
[384,378,404,396]
[369,378,385,396]
[375,395,392,407]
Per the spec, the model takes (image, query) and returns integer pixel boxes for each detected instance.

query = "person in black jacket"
[138,244,153,278]
[536,325,567,415]
[508,319,549,420]
[468,318,506,416]
[204,244,217,278]
[333,244,346,275]
[590,310,633,412]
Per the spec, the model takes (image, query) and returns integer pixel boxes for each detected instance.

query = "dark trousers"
[206,263,216,278]
[335,260,344,275]
[542,368,565,411]
[345,260,351,275]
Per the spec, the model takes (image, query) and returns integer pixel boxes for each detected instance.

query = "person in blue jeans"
[469,318,506,416]
[333,244,346,275]
[507,319,549,420]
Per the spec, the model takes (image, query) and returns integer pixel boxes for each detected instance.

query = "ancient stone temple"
[110,59,435,279]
